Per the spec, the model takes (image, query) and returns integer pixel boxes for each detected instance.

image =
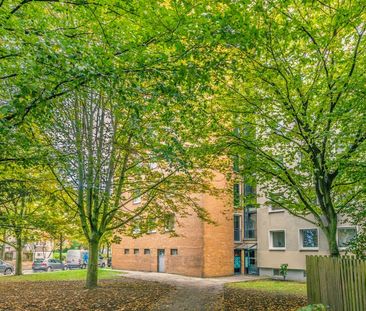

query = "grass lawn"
[0,268,122,282]
[227,279,307,295]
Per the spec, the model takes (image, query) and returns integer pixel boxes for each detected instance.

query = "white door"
[158,249,165,272]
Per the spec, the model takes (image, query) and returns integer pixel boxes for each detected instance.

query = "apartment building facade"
[112,178,358,280]
[233,183,358,281]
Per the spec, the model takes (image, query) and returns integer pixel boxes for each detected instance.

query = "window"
[299,229,319,249]
[337,227,357,249]
[269,230,286,249]
[164,214,175,232]
[170,249,178,256]
[134,249,139,255]
[268,205,285,213]
[244,208,256,239]
[233,183,241,208]
[233,155,240,173]
[132,224,141,235]
[234,215,242,242]
[133,190,141,204]
[124,249,129,255]
[144,249,150,255]
[273,269,280,276]
[147,218,157,233]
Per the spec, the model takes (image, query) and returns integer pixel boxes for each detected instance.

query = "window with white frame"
[234,214,242,242]
[337,227,357,249]
[133,190,141,204]
[164,214,175,232]
[147,218,157,233]
[132,217,141,234]
[269,230,286,249]
[299,228,319,249]
[268,205,285,213]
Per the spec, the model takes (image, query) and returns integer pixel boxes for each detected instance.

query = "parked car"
[32,258,65,272]
[0,260,13,275]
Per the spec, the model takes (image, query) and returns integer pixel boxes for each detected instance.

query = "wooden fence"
[306,255,366,311]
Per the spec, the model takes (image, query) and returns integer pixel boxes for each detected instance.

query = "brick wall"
[112,204,205,277]
[112,173,234,277]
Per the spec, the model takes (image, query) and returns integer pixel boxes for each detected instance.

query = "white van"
[66,250,107,269]
[66,250,88,269]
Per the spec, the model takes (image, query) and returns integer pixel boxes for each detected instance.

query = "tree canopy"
[211,0,366,256]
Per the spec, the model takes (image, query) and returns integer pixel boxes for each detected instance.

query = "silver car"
[32,258,65,272]
[0,260,14,275]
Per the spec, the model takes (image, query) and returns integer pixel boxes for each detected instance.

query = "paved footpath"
[120,270,261,311]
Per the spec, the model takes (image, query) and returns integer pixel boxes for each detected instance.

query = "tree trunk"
[86,237,99,289]
[0,231,6,260]
[15,236,23,275]
[324,218,340,257]
[59,233,63,261]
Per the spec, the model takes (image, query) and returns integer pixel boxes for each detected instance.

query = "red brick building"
[111,174,234,277]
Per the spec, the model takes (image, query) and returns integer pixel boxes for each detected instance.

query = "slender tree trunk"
[324,218,340,257]
[59,233,63,261]
[86,236,99,289]
[15,236,23,275]
[0,231,6,260]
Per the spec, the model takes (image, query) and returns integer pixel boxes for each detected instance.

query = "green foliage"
[212,0,366,256]
[280,264,288,280]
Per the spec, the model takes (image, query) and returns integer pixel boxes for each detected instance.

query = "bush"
[280,264,288,280]
[53,252,67,261]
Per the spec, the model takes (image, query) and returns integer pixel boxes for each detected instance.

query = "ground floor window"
[299,228,319,249]
[269,230,286,249]
[337,227,357,248]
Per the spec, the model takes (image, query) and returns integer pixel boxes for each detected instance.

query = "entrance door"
[244,249,258,275]
[234,249,241,274]
[157,249,165,272]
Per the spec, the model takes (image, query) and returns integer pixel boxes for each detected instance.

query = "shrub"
[280,263,288,280]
